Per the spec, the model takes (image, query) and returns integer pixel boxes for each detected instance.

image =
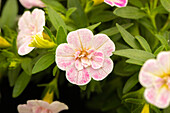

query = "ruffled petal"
[56,44,75,70]
[18,37,34,56]
[17,104,32,113]
[75,59,83,71]
[91,51,104,69]
[93,34,115,57]
[89,58,113,80]
[49,101,68,113]
[144,87,170,108]
[104,0,128,7]
[157,51,170,74]
[66,66,91,85]
[27,100,49,108]
[67,28,93,50]
[19,0,45,9]
[32,9,45,33]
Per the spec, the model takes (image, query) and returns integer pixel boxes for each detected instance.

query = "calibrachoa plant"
[0,0,170,113]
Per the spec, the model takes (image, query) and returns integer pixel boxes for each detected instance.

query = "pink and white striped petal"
[66,66,91,85]
[157,51,170,74]
[56,44,75,70]
[93,34,115,57]
[67,28,93,50]
[32,9,45,33]
[91,51,104,69]
[104,0,128,7]
[89,58,113,80]
[75,59,84,71]
[19,0,45,9]
[18,38,34,56]
[144,87,170,108]
[17,104,32,113]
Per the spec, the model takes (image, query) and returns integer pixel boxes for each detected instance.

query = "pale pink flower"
[55,28,115,85]
[17,100,68,113]
[104,0,128,7]
[139,51,170,108]
[17,9,45,55]
[19,0,45,9]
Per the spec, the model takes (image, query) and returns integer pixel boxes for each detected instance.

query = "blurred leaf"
[124,98,144,105]
[56,26,67,45]
[123,73,138,94]
[154,45,165,56]
[12,72,31,98]
[135,36,152,52]
[114,49,155,62]
[0,0,18,28]
[101,23,134,36]
[116,24,141,49]
[66,7,77,18]
[47,7,67,34]
[42,0,66,14]
[155,34,169,51]
[114,6,146,19]
[21,58,32,76]
[150,105,162,113]
[128,0,143,8]
[32,53,55,74]
[53,65,58,76]
[160,0,170,12]
[163,105,170,113]
[87,22,101,31]
[68,0,88,27]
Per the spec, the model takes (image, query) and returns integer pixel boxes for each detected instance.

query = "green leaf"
[0,0,18,28]
[155,34,169,50]
[67,0,88,28]
[123,73,138,94]
[163,105,170,113]
[43,26,56,43]
[47,7,67,34]
[124,98,144,104]
[116,24,141,49]
[12,72,31,98]
[128,0,143,8]
[126,59,144,66]
[8,66,21,87]
[42,0,66,14]
[114,49,155,62]
[66,7,77,18]
[101,23,133,36]
[113,6,146,19]
[135,36,152,52]
[53,66,58,76]
[161,0,170,12]
[154,45,165,56]
[87,22,101,31]
[21,58,32,76]
[90,11,116,23]
[56,26,67,45]
[32,53,55,74]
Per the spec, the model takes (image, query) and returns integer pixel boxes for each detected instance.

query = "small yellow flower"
[29,32,56,48]
[0,36,11,48]
[93,0,104,5]
[43,90,54,104]
[141,103,149,113]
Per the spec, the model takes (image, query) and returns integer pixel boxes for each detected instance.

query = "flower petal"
[49,101,68,113]
[93,34,115,57]
[91,51,104,69]
[27,100,49,108]
[18,37,34,56]
[66,66,91,85]
[89,58,113,80]
[19,0,45,9]
[32,9,45,33]
[75,59,83,71]
[67,28,93,50]
[17,104,32,113]
[144,87,170,108]
[157,51,170,74]
[56,44,75,70]
[104,0,128,7]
